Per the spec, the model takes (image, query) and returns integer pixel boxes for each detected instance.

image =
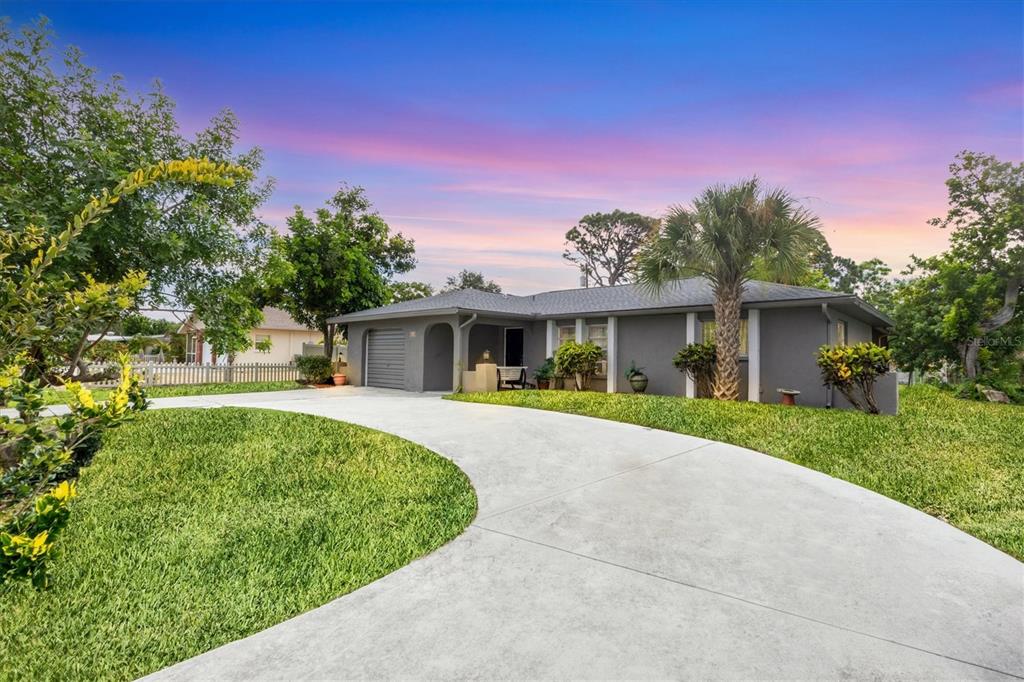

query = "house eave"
[332,294,893,329]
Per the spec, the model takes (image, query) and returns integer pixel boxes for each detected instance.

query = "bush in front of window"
[816,342,893,414]
[554,341,604,391]
[295,355,333,384]
[673,341,717,398]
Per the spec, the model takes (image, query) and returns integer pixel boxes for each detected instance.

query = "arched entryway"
[423,323,454,391]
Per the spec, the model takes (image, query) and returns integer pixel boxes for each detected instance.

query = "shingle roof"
[184,307,315,332]
[332,277,869,323]
[258,307,316,331]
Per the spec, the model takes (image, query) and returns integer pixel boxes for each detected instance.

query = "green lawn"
[42,380,307,405]
[0,408,477,681]
[448,385,1023,560]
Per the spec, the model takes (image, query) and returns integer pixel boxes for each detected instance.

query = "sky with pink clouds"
[6,1,1024,293]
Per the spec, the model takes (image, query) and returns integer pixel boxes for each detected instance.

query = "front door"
[504,328,524,366]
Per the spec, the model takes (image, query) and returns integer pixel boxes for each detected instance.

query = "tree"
[563,210,659,286]
[926,151,1023,379]
[638,179,822,400]
[2,158,247,587]
[0,19,274,366]
[812,244,896,312]
[441,270,502,294]
[389,281,434,303]
[275,186,415,357]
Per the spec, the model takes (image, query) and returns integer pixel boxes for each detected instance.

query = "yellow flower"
[51,480,77,503]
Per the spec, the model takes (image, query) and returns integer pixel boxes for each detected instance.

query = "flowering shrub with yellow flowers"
[815,342,894,414]
[1,159,250,588]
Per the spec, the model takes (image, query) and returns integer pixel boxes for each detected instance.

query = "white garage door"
[366,329,406,389]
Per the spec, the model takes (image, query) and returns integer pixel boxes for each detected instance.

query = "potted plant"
[533,357,555,389]
[624,361,648,393]
[332,359,348,386]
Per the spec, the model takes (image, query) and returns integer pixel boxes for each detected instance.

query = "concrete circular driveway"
[145,387,1023,680]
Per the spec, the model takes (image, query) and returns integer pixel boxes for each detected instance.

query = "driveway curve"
[145,387,1023,680]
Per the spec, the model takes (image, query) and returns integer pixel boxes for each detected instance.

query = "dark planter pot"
[537,379,550,390]
[629,373,648,393]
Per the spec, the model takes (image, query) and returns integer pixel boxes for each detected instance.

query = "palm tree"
[637,179,823,401]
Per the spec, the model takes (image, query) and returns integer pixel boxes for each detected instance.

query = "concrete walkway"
[123,387,1022,680]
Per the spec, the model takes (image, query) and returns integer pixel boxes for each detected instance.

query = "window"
[587,324,608,376]
[558,325,575,347]
[254,333,272,353]
[836,320,847,346]
[185,334,197,363]
[702,319,749,356]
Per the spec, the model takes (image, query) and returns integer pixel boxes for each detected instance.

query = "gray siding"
[346,314,458,391]
[423,323,454,391]
[759,307,828,406]
[615,314,688,396]
[758,306,897,413]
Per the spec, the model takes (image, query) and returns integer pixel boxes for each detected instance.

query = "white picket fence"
[81,362,301,388]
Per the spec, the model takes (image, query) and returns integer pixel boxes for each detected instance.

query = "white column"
[452,322,463,391]
[575,318,584,343]
[545,319,555,359]
[606,316,618,393]
[685,312,697,398]
[747,308,761,403]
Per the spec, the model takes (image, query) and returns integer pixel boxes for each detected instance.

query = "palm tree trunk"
[712,280,743,401]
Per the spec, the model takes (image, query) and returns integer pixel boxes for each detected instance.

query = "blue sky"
[4,0,1022,292]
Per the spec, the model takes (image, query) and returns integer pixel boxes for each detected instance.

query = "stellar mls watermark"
[978,336,1023,348]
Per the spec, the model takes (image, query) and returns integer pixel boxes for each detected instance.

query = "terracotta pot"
[629,373,648,393]
[537,379,550,390]
[333,373,348,386]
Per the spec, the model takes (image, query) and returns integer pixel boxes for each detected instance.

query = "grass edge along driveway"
[447,385,1023,561]
[0,407,477,681]
[41,380,308,405]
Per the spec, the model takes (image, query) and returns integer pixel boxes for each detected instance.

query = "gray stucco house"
[329,277,898,413]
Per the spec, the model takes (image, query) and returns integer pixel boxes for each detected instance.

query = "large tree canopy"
[389,281,434,303]
[274,186,415,356]
[890,152,1023,379]
[441,270,502,294]
[0,18,273,317]
[563,210,659,286]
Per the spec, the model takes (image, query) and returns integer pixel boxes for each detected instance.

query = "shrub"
[554,341,604,391]
[816,342,893,414]
[296,355,333,383]
[673,341,716,398]
[533,357,555,381]
[955,378,1023,405]
[2,356,147,588]
[1,159,245,588]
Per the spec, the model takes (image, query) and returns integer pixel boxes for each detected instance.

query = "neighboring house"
[179,307,322,365]
[330,278,899,413]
